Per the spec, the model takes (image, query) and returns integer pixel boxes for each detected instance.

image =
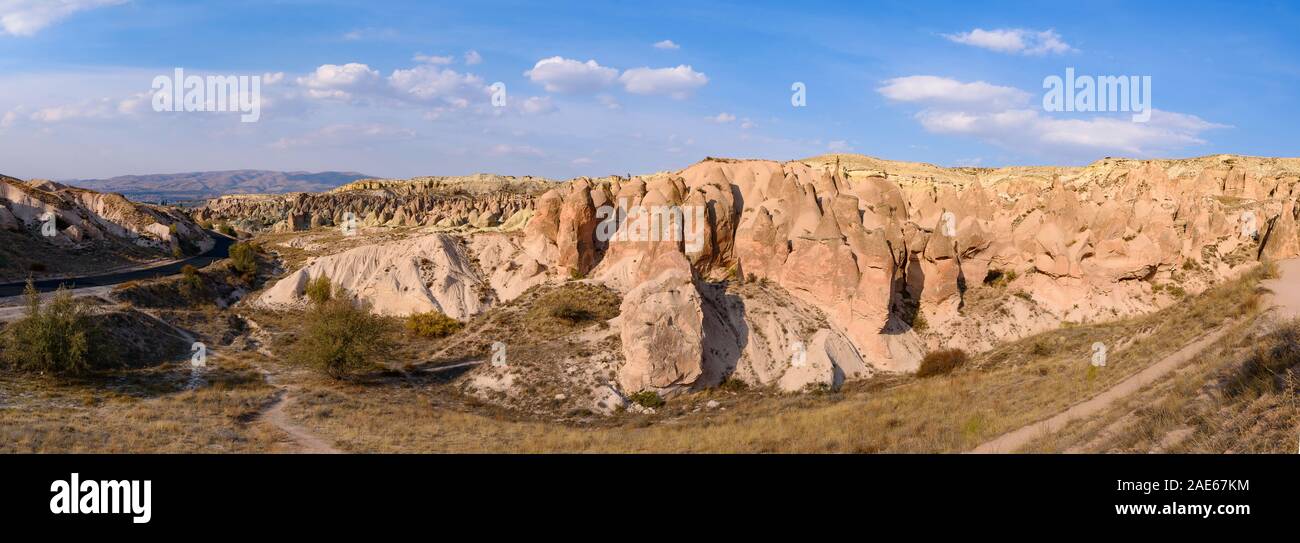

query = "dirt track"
[973,259,1300,453]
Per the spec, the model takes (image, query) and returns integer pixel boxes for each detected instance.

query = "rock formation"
[242,154,1300,402]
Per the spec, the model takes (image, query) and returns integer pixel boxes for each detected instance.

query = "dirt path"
[972,324,1234,453]
[133,309,343,454]
[1262,259,1300,320]
[259,386,343,454]
[973,258,1300,453]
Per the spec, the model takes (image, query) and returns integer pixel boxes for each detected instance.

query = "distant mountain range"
[68,170,375,202]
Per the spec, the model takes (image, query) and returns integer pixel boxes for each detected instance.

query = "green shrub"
[178,264,208,304]
[628,390,665,409]
[405,311,463,338]
[290,293,395,379]
[219,223,237,237]
[524,283,621,337]
[304,275,333,305]
[984,269,1019,288]
[1,282,117,375]
[228,242,258,282]
[916,348,968,378]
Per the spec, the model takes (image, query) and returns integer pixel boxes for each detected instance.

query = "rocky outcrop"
[196,174,551,234]
[0,174,212,254]
[616,257,705,394]
[256,234,490,318]
[519,154,1300,378]
[241,153,1300,401]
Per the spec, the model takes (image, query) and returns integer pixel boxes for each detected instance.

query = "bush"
[304,275,333,305]
[916,348,968,378]
[910,310,928,332]
[405,311,463,338]
[627,390,665,409]
[525,283,621,337]
[984,269,1019,288]
[178,264,208,304]
[290,293,395,379]
[218,223,237,237]
[1,282,117,375]
[228,242,258,282]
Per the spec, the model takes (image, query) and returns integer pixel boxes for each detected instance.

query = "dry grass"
[0,355,284,452]
[0,259,1277,453]
[265,263,1273,452]
[1025,316,1298,453]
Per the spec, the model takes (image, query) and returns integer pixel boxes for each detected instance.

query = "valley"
[0,153,1296,453]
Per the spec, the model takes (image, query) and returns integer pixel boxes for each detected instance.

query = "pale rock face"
[0,175,210,254]
[468,232,550,302]
[1260,201,1300,261]
[257,234,489,318]
[617,261,705,394]
[776,329,870,392]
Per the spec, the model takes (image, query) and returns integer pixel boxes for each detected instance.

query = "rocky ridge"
[242,154,1300,405]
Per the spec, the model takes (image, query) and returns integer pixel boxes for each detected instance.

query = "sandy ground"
[1262,259,1300,321]
[973,258,1300,453]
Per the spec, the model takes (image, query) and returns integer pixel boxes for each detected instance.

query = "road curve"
[0,231,235,297]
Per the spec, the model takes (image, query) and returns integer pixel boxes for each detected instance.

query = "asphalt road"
[0,232,236,297]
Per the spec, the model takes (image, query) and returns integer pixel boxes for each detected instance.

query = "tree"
[290,289,395,379]
[228,242,259,282]
[1,282,117,375]
[178,264,207,304]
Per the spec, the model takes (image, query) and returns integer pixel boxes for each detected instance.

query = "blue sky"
[0,0,1296,180]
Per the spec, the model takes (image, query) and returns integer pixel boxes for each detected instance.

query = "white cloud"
[827,140,851,152]
[413,53,454,65]
[915,107,1224,156]
[571,157,594,165]
[296,62,488,107]
[464,50,482,65]
[619,65,708,99]
[740,118,755,130]
[342,27,398,41]
[880,75,1225,159]
[29,97,123,122]
[388,64,487,106]
[0,0,124,37]
[488,143,545,157]
[708,112,735,123]
[653,39,680,50]
[523,56,618,93]
[519,96,556,115]
[878,75,1029,110]
[296,63,384,101]
[944,28,1074,56]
